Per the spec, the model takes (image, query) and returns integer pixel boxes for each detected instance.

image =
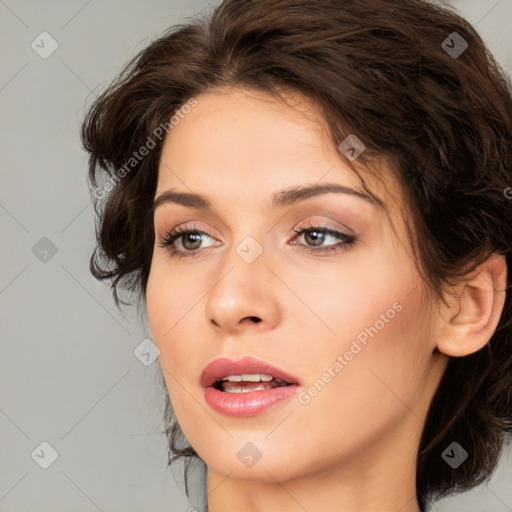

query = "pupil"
[306,230,324,246]
[183,233,202,250]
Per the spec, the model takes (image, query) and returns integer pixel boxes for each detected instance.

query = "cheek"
[285,233,421,358]
[146,254,224,424]
[289,246,432,436]
[146,258,200,376]
[146,252,202,333]
[326,248,433,401]
[301,274,432,433]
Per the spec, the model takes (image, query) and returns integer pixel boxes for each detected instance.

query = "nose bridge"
[203,231,281,332]
[211,232,268,301]
[216,211,269,274]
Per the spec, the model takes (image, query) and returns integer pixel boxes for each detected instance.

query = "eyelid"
[156,221,219,242]
[157,223,219,247]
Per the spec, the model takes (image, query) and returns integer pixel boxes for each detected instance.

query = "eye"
[291,223,357,255]
[156,224,219,259]
[156,222,357,259]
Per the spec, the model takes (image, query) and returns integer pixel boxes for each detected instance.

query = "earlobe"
[436,253,508,357]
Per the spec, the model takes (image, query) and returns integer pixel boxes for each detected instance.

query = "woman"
[80,0,512,510]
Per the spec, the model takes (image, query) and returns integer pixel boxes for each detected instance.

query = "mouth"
[200,356,301,417]
[212,374,293,394]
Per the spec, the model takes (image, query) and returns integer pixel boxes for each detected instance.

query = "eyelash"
[157,223,357,260]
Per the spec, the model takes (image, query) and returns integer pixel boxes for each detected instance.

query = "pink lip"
[200,356,301,418]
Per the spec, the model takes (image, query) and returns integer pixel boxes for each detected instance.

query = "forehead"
[156,87,402,218]
[160,88,334,175]
[163,90,340,179]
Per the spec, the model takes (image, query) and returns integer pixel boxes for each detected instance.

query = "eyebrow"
[153,183,383,212]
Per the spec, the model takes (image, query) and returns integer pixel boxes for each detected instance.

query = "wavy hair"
[80,1,512,510]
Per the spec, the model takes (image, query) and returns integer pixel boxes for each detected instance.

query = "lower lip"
[203,385,298,417]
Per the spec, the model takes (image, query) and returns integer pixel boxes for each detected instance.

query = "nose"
[204,243,282,335]
[210,315,262,328]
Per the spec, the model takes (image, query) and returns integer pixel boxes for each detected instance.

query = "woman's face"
[146,87,448,483]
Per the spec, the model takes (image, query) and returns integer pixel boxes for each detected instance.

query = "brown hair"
[80,0,512,509]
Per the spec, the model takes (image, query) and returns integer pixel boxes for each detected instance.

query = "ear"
[436,253,507,357]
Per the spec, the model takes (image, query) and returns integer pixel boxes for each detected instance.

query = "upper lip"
[200,356,301,388]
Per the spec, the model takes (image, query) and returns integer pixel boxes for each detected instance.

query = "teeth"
[224,383,271,393]
[220,373,274,382]
[222,375,242,382]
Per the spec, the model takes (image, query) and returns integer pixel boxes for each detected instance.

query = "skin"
[146,87,507,512]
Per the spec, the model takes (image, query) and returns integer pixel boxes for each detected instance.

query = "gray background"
[1,1,511,511]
